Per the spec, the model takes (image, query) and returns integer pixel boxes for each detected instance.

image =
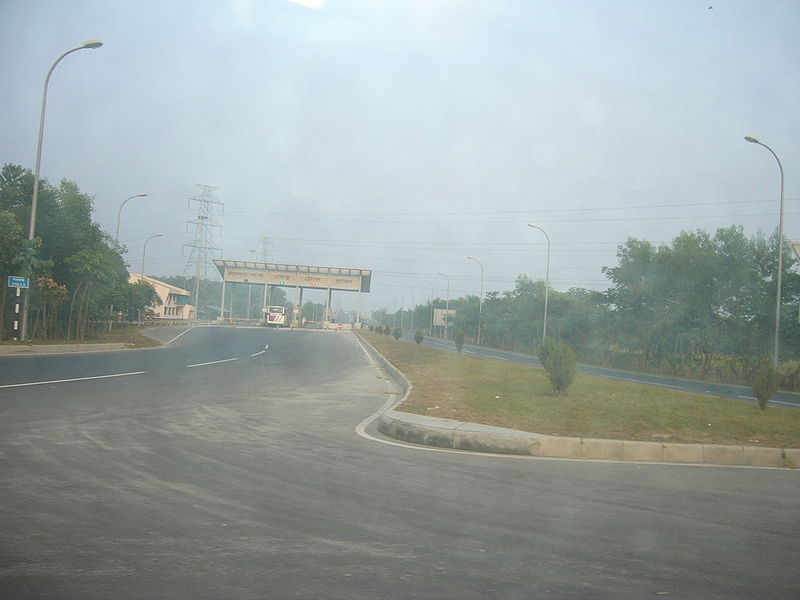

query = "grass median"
[360,331,800,449]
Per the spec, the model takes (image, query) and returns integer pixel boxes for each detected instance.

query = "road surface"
[0,327,798,599]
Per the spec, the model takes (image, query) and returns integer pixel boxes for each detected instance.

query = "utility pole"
[184,185,223,321]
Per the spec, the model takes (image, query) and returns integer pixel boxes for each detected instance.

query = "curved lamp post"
[21,39,103,341]
[115,193,148,241]
[436,272,450,339]
[528,224,551,344]
[141,233,164,278]
[745,135,785,366]
[467,256,484,346]
[423,279,434,336]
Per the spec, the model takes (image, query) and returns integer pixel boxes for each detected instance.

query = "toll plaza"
[212,259,372,326]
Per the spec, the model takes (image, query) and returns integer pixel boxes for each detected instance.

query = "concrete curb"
[358,335,798,469]
[0,342,129,355]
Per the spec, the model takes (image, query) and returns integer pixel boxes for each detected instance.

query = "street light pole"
[115,193,148,241]
[437,272,450,339]
[423,280,434,336]
[20,39,103,341]
[745,135,785,366]
[139,233,163,325]
[528,224,551,344]
[141,233,164,278]
[467,256,484,346]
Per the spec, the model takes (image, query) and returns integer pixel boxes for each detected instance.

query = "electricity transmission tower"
[256,237,273,262]
[183,184,223,319]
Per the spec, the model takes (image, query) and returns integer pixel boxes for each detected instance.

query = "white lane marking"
[186,358,238,368]
[251,344,270,357]
[0,371,146,389]
[738,395,757,400]
[771,400,799,407]
[602,375,683,389]
[164,326,196,346]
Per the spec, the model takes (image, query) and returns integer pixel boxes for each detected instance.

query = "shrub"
[414,329,424,345]
[454,331,465,353]
[778,361,800,392]
[752,360,780,410]
[392,327,402,340]
[540,338,577,394]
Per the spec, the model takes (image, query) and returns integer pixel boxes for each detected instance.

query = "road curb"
[0,342,129,355]
[358,335,797,469]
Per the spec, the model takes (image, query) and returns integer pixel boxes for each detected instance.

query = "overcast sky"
[1,0,799,314]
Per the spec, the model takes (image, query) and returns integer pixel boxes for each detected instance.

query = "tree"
[539,338,577,394]
[414,329,424,345]
[454,330,465,353]
[114,280,161,322]
[752,360,779,410]
[392,326,402,340]
[0,164,129,340]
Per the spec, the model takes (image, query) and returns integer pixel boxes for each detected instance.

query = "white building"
[129,273,195,320]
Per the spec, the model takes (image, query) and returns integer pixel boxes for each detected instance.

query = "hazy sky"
[1,0,799,313]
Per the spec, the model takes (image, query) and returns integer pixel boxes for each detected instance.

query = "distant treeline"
[375,226,800,384]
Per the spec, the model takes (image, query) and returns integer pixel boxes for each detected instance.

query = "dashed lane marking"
[0,371,146,389]
[186,358,238,368]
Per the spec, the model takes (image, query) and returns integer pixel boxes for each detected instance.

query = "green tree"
[454,330,465,353]
[752,360,779,410]
[114,280,161,322]
[539,338,577,394]
[0,164,129,340]
[414,329,424,345]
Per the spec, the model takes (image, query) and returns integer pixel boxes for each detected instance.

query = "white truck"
[264,305,288,327]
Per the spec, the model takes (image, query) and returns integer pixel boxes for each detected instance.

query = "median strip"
[357,331,800,467]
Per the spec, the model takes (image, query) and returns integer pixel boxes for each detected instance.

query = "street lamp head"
[136,193,148,198]
[744,135,760,144]
[467,255,475,260]
[82,40,103,49]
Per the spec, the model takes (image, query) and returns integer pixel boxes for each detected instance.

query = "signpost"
[7,276,30,341]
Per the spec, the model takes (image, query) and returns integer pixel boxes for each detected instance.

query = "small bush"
[414,329,424,345]
[539,338,577,394]
[392,327,402,340]
[752,360,780,410]
[454,331,465,353]
[778,361,800,392]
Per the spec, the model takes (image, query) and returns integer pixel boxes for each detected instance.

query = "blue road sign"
[7,276,30,288]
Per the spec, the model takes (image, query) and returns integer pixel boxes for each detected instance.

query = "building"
[129,273,196,320]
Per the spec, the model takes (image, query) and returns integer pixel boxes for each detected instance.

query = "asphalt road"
[409,334,800,409]
[1,327,798,599]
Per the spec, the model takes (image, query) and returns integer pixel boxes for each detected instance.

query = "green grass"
[0,326,161,348]
[361,331,800,448]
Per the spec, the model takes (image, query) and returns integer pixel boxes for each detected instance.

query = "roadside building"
[129,273,196,320]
